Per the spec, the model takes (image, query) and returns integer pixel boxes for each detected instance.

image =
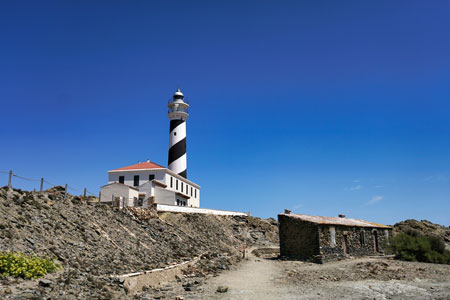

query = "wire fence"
[0,170,97,198]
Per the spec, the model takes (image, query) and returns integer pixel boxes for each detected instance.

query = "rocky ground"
[141,253,450,300]
[281,256,450,300]
[0,187,278,299]
[1,186,449,300]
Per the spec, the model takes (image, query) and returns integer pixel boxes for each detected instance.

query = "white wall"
[154,187,176,205]
[100,183,139,203]
[108,169,166,187]
[163,173,200,207]
[190,189,200,207]
[138,181,154,197]
[108,169,200,208]
[156,204,246,216]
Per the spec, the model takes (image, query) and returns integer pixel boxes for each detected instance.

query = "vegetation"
[388,230,450,264]
[0,251,61,279]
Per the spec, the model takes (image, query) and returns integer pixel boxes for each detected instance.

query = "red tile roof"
[110,161,166,171]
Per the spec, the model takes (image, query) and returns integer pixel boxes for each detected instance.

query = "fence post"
[64,184,68,200]
[83,188,86,200]
[111,194,114,207]
[98,191,101,202]
[8,170,12,189]
[40,178,44,194]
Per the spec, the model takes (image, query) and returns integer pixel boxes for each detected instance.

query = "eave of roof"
[108,168,165,172]
[108,161,166,172]
[175,192,190,199]
[279,213,391,229]
[166,169,200,189]
[100,182,139,191]
[152,179,167,188]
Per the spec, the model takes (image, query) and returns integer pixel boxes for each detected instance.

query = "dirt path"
[183,254,450,300]
[190,254,297,300]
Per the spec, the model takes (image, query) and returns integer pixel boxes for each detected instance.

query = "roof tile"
[111,161,166,171]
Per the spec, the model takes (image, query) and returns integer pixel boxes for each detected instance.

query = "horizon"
[1,1,449,226]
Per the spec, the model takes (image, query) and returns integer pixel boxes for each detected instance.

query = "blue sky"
[1,1,449,225]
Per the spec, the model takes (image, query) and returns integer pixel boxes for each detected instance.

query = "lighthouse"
[168,88,189,178]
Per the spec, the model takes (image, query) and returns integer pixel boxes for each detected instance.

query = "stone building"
[278,212,392,263]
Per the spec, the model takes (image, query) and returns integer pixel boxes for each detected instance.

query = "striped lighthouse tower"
[168,89,189,178]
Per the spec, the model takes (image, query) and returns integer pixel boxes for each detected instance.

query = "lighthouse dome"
[173,89,184,100]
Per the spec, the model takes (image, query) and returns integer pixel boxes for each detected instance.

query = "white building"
[101,160,200,207]
[100,89,200,208]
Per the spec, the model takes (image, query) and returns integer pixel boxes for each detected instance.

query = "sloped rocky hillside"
[393,219,450,249]
[0,187,278,299]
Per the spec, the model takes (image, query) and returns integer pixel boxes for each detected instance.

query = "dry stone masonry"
[279,213,392,263]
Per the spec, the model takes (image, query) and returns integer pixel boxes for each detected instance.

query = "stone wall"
[278,214,392,263]
[318,225,392,263]
[278,214,320,261]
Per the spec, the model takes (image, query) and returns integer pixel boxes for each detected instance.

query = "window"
[330,227,336,247]
[176,179,178,190]
[149,174,155,181]
[170,176,173,188]
[191,187,193,196]
[360,230,365,246]
[119,176,124,184]
[176,199,187,207]
[138,194,145,207]
[195,189,197,198]
[181,182,184,193]
[133,175,139,187]
[174,132,177,136]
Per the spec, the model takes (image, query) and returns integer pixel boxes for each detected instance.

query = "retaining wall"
[156,204,246,216]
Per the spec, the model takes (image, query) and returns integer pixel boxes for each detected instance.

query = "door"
[373,231,379,252]
[342,235,349,255]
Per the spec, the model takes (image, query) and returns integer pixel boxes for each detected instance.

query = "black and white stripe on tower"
[168,89,189,178]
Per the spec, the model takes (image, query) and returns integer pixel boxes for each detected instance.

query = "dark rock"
[184,286,196,291]
[39,279,53,287]
[217,286,228,293]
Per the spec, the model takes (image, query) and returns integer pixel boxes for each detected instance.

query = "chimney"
[137,160,140,164]
[147,158,150,163]
[338,214,346,218]
[284,209,291,214]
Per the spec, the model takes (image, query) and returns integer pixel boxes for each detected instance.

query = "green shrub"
[388,231,450,264]
[0,251,61,279]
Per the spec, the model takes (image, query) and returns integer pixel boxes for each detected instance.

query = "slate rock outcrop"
[0,186,278,299]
